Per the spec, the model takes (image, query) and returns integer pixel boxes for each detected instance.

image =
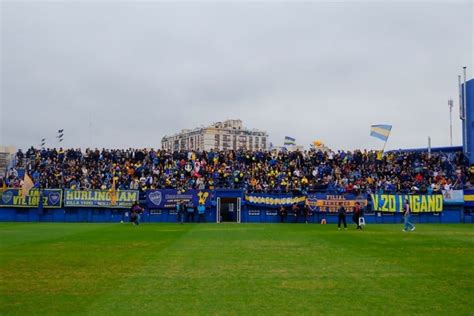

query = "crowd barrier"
[0,206,469,224]
[0,188,471,223]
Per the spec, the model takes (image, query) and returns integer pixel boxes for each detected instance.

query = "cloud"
[1,1,472,151]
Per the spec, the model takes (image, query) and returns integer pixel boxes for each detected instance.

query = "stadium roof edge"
[386,146,463,153]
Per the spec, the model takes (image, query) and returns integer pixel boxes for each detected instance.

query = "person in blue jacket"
[197,202,206,223]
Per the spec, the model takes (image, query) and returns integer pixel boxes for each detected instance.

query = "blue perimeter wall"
[0,205,469,224]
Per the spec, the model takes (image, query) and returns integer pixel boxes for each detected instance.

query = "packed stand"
[3,147,474,194]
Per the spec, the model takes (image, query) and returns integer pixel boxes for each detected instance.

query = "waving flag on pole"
[371,124,392,157]
[110,176,117,206]
[370,125,392,142]
[284,136,296,146]
[57,129,64,143]
[21,173,34,198]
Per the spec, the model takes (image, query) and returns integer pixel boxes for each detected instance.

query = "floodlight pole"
[459,75,464,120]
[463,67,468,156]
[428,136,431,158]
[448,99,453,146]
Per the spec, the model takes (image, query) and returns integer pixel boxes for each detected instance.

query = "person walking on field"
[353,202,363,230]
[130,201,143,226]
[403,199,416,232]
[338,205,347,230]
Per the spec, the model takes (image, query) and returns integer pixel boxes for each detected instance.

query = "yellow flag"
[110,176,117,206]
[21,173,34,198]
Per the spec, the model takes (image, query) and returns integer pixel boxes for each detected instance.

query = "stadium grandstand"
[3,147,472,193]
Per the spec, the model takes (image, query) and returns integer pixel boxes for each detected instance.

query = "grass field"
[0,223,473,315]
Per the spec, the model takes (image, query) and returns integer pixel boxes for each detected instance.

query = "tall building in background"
[0,146,17,177]
[161,119,268,152]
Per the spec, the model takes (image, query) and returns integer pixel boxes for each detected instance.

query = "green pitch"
[0,223,472,315]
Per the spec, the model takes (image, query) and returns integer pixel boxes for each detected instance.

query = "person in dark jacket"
[187,201,195,222]
[338,205,347,230]
[304,203,312,224]
[130,201,143,226]
[291,203,300,223]
[279,205,287,223]
[176,201,185,224]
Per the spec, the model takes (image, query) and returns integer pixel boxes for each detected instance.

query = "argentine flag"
[370,125,392,142]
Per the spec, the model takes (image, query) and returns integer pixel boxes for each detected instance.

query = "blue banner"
[464,189,474,207]
[146,190,212,209]
[371,194,443,213]
[244,193,306,208]
[306,194,368,213]
[64,190,139,208]
[0,189,62,208]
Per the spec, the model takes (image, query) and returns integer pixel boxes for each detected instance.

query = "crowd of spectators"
[2,147,473,195]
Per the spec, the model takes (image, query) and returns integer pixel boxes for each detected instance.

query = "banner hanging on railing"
[464,190,474,207]
[146,190,212,209]
[306,194,368,213]
[371,194,443,212]
[442,190,464,205]
[64,190,138,208]
[244,193,306,208]
[0,189,62,208]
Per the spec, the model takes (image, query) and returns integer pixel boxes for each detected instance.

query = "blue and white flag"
[370,125,392,142]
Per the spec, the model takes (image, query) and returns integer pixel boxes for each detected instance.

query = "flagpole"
[381,137,389,153]
[380,128,392,155]
[38,176,44,216]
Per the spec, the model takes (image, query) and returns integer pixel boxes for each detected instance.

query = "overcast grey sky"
[1,1,473,151]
